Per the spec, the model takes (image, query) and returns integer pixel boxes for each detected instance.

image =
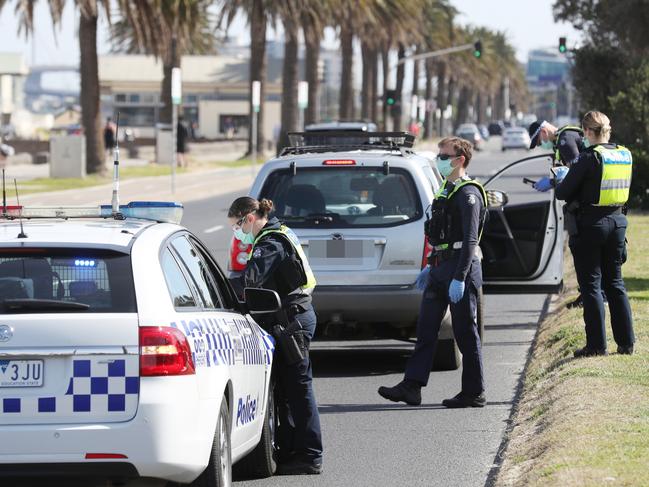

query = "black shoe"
[277,459,322,475]
[567,294,583,309]
[617,344,634,355]
[573,346,608,358]
[442,392,486,408]
[378,380,422,406]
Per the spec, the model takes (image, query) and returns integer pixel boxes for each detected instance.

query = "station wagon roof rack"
[281,131,416,156]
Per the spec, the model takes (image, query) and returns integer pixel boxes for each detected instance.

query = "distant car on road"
[456,125,483,150]
[478,124,490,141]
[488,121,505,136]
[502,127,532,151]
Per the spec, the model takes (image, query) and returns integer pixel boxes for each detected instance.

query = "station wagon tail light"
[422,236,433,269]
[139,326,195,376]
[323,159,356,165]
[229,236,250,272]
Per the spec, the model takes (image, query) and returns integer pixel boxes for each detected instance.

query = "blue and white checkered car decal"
[2,359,139,414]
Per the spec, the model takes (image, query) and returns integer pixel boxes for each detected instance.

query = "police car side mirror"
[244,287,282,314]
[486,190,508,209]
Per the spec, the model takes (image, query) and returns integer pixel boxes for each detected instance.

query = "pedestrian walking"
[228,197,323,474]
[555,111,635,357]
[103,117,116,160]
[378,136,488,408]
[177,115,189,168]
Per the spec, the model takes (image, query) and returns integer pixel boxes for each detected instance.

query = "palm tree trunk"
[339,21,354,120]
[393,43,405,131]
[455,85,469,131]
[79,11,104,175]
[303,16,320,126]
[446,75,456,133]
[381,45,390,130]
[411,51,420,127]
[249,0,267,153]
[277,14,299,153]
[160,35,180,126]
[436,62,447,136]
[370,48,379,123]
[424,58,433,139]
[360,40,372,120]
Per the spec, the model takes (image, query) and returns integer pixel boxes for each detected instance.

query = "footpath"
[494,213,649,487]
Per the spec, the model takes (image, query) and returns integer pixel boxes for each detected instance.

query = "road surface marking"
[204,225,224,234]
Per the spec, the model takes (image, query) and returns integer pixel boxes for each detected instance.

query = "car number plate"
[0,360,44,387]
[310,240,373,258]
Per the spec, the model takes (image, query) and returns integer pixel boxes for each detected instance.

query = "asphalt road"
[179,137,556,487]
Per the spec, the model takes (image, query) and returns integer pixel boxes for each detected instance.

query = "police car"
[0,202,278,486]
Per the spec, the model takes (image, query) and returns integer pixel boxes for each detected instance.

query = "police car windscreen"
[0,248,136,313]
[259,167,422,228]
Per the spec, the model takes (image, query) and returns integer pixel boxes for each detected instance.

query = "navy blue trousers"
[275,306,323,463]
[405,257,485,396]
[569,213,634,351]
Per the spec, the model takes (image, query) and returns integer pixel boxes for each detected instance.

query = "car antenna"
[2,168,6,215]
[111,112,123,219]
[13,178,27,238]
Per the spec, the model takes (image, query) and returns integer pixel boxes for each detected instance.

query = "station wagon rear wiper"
[1,299,90,313]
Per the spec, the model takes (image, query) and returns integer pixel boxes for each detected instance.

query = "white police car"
[0,202,278,486]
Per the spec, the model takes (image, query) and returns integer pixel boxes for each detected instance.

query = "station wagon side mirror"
[244,288,282,314]
[485,189,509,209]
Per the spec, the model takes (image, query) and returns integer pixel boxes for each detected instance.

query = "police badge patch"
[252,248,263,258]
[467,194,477,205]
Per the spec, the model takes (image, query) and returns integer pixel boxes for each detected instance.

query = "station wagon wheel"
[190,396,232,487]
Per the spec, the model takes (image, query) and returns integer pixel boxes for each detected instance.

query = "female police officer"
[555,111,635,357]
[228,196,323,474]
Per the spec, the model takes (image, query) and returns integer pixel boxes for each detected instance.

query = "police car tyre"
[190,397,232,487]
[234,381,277,479]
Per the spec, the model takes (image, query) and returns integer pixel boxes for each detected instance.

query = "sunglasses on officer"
[231,213,252,230]
[437,153,459,161]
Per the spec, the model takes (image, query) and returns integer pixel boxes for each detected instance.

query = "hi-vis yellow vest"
[553,125,583,163]
[252,225,317,294]
[592,144,633,206]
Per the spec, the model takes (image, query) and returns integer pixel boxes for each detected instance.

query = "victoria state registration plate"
[0,360,44,387]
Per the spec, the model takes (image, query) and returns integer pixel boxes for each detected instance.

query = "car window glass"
[171,236,221,309]
[160,248,197,308]
[259,167,422,228]
[188,237,235,309]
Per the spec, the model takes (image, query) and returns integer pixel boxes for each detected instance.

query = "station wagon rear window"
[259,167,422,228]
[0,248,136,313]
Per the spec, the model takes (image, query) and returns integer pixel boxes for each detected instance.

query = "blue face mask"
[582,137,591,148]
[234,227,255,245]
[436,156,456,179]
[540,140,553,150]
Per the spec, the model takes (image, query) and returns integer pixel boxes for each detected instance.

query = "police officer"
[555,111,634,357]
[528,120,584,192]
[0,143,14,167]
[378,137,487,408]
[228,197,323,474]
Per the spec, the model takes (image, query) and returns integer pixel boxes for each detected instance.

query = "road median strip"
[494,213,649,487]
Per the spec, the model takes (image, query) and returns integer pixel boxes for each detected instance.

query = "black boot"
[617,344,634,355]
[442,392,486,408]
[573,346,608,358]
[378,379,422,406]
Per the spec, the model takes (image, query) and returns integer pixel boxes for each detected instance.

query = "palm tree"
[275,0,300,152]
[301,1,331,126]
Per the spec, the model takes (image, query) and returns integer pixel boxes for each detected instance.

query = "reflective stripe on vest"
[553,125,583,163]
[593,145,633,206]
[433,178,488,249]
[252,225,317,294]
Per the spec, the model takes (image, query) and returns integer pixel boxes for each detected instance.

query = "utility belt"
[564,202,623,237]
[272,304,310,365]
[428,241,462,266]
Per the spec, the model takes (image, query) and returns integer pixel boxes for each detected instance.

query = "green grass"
[496,212,649,487]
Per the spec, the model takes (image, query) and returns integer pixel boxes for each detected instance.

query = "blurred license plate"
[0,360,44,387]
[310,240,372,258]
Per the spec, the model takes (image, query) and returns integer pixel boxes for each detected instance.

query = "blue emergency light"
[102,201,184,224]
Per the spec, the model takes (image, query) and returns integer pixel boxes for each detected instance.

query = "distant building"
[526,49,574,123]
[0,52,28,127]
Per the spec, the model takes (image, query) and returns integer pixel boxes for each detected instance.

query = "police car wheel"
[191,396,232,487]
[234,381,278,478]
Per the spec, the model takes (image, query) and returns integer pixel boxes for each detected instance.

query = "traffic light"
[385,89,396,106]
[473,41,482,58]
[559,37,567,53]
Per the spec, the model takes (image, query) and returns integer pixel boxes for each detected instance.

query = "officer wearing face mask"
[378,137,488,408]
[227,196,323,475]
[527,120,584,192]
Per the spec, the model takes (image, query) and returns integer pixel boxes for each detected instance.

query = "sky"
[0,0,582,67]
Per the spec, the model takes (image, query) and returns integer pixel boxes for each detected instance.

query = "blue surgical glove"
[416,266,430,291]
[449,279,466,303]
[533,176,553,192]
[554,166,569,183]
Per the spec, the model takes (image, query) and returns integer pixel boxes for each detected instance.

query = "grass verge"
[495,212,649,487]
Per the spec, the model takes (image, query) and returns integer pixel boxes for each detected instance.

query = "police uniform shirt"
[557,129,583,166]
[555,144,622,217]
[243,217,289,290]
[447,179,484,282]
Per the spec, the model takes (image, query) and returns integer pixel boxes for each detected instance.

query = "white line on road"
[204,225,224,234]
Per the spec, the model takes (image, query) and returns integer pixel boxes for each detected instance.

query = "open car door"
[480,153,564,294]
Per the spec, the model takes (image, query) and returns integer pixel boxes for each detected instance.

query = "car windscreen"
[0,248,136,313]
[259,167,422,228]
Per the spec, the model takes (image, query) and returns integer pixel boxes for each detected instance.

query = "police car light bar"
[0,201,183,224]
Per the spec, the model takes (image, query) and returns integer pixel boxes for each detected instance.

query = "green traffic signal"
[473,40,482,59]
[559,37,567,53]
[385,89,396,106]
